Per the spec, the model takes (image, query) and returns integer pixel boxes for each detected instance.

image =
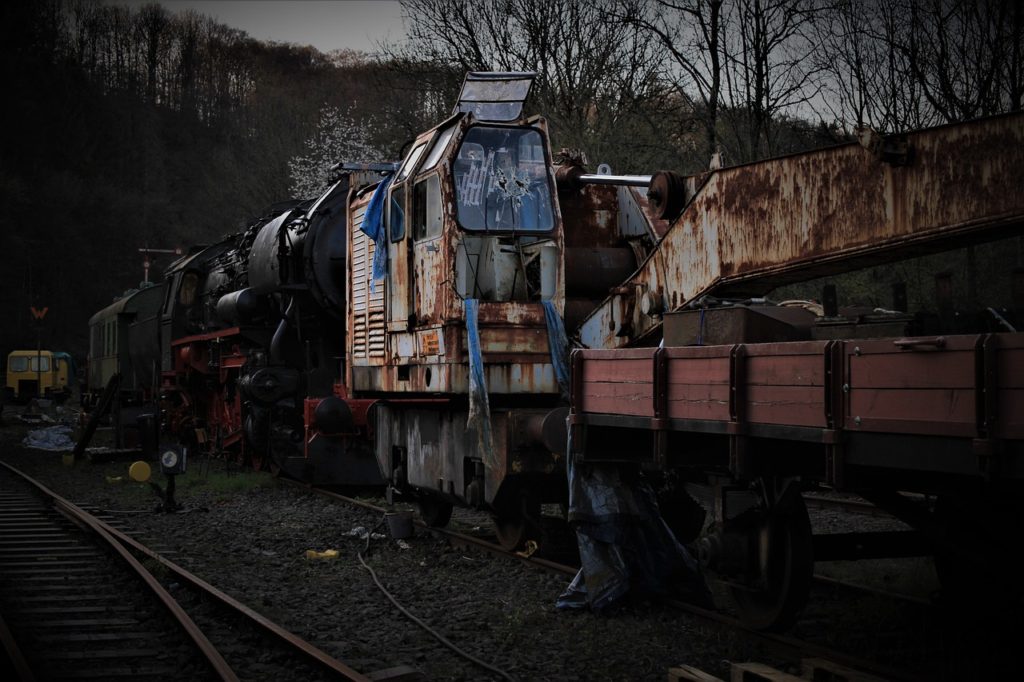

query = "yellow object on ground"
[129,461,152,482]
[516,540,539,558]
[105,476,124,484]
[305,549,340,560]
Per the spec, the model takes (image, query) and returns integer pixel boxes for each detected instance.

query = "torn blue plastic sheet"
[360,174,393,290]
[541,300,570,401]
[464,299,497,471]
[556,427,712,612]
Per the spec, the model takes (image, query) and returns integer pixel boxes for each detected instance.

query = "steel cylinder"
[215,288,265,325]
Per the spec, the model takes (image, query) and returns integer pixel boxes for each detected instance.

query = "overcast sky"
[109,1,406,54]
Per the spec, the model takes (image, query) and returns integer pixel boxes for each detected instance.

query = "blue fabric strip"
[360,175,393,291]
[542,300,571,402]
[464,299,496,470]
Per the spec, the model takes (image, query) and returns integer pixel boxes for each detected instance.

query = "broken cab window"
[453,126,554,233]
[413,175,442,240]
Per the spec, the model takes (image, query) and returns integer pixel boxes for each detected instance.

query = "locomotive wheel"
[418,496,453,528]
[729,486,813,632]
[493,496,542,551]
[247,449,265,472]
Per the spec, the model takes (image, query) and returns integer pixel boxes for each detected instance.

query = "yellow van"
[4,350,74,402]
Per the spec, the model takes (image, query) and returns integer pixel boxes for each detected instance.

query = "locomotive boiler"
[158,172,390,487]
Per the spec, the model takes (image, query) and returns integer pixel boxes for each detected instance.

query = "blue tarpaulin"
[360,175,393,290]
[541,300,570,402]
[465,299,497,471]
[557,427,712,612]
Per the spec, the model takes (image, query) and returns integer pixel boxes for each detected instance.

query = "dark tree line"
[0,0,430,359]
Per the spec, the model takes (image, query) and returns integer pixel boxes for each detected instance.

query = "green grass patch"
[98,459,277,505]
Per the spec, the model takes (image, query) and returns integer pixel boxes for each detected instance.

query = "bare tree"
[392,0,667,171]
[615,0,725,164]
[718,0,825,161]
[813,0,939,132]
[619,0,824,165]
[814,0,1023,133]
[900,0,1022,122]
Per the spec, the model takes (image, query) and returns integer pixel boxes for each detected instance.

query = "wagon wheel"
[493,495,542,551]
[248,449,266,472]
[418,495,453,528]
[729,479,813,632]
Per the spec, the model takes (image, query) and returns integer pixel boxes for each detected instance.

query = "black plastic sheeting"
[557,430,712,612]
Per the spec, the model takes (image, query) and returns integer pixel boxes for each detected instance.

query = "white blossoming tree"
[288,106,382,199]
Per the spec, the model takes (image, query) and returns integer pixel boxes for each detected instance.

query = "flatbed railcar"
[567,112,1024,630]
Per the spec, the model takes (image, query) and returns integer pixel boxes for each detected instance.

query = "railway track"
[0,462,383,682]
[290,480,930,682]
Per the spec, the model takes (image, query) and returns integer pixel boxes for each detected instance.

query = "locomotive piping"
[270,298,295,364]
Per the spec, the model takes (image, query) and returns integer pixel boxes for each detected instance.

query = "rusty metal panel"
[664,306,813,346]
[844,335,981,437]
[622,186,670,238]
[560,183,623,248]
[476,327,549,355]
[578,113,1024,350]
[476,301,545,326]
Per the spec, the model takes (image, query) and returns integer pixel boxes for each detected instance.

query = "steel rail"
[290,480,924,682]
[91,509,371,681]
[0,461,370,682]
[96,522,372,681]
[0,461,238,682]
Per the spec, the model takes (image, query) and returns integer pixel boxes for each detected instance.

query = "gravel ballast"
[1,421,779,681]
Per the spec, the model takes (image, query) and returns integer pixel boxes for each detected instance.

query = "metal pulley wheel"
[646,170,686,221]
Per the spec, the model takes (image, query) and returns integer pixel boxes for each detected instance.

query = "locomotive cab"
[350,73,570,545]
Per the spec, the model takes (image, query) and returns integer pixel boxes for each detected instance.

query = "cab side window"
[389,183,406,242]
[413,175,442,240]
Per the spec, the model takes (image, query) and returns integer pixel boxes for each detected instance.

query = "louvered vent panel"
[368,311,386,357]
[350,208,369,358]
[352,315,367,357]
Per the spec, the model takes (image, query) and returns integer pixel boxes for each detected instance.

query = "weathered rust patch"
[577,113,1024,350]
